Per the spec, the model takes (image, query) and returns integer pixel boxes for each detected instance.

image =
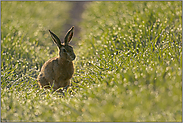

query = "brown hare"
[37,26,76,91]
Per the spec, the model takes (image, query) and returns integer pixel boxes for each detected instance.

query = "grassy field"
[1,1,182,122]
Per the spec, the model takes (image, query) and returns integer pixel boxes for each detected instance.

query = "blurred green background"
[1,1,182,122]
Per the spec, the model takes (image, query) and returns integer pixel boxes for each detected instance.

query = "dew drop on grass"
[173,95,178,102]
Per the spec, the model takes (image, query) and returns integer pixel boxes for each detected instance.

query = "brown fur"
[37,26,75,91]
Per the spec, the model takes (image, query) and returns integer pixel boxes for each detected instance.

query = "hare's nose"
[73,54,76,60]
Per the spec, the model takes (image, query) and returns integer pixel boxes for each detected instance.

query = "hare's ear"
[49,30,62,48]
[64,26,74,45]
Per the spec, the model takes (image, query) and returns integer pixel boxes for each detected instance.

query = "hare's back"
[41,57,58,76]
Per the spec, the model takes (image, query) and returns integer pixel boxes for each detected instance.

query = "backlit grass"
[1,1,182,122]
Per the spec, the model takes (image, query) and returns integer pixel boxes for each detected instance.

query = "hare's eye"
[63,49,66,52]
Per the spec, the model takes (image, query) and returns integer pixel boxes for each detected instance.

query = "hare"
[37,26,76,91]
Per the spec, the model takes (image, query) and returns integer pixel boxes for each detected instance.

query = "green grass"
[1,1,182,122]
[1,1,71,88]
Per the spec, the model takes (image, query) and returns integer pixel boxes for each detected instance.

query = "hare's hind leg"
[37,73,50,89]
